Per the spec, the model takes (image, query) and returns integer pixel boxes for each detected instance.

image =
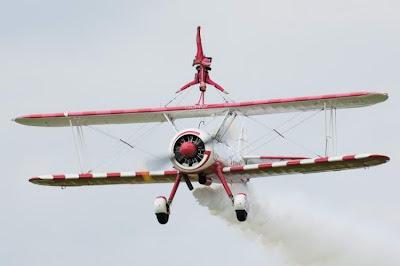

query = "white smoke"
[193,184,400,266]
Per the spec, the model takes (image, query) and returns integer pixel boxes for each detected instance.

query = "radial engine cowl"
[169,129,214,173]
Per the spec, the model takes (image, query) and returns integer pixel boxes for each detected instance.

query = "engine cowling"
[169,129,214,173]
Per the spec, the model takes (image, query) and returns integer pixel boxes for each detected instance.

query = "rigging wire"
[85,122,164,172]
[164,86,194,107]
[245,109,324,156]
[217,90,235,103]
[77,125,90,171]
[240,111,305,152]
[174,86,194,106]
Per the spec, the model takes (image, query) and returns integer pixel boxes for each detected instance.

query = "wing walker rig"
[14,27,390,224]
[177,26,228,105]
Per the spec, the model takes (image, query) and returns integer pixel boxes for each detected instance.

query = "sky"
[1,1,400,265]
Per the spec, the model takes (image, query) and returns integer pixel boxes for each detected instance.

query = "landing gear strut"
[154,173,193,224]
[214,162,249,222]
[154,173,181,224]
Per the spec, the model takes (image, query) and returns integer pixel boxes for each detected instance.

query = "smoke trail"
[193,184,400,266]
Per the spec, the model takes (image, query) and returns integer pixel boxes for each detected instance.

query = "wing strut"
[68,118,90,174]
[324,103,338,157]
[163,113,178,133]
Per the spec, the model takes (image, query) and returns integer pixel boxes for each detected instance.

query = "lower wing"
[29,154,389,187]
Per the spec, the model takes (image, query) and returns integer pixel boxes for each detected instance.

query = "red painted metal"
[168,173,182,205]
[180,142,197,158]
[214,162,234,202]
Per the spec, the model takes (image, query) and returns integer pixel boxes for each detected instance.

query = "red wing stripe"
[230,166,244,171]
[286,160,302,165]
[258,163,273,168]
[53,175,66,179]
[107,172,121,178]
[79,174,93,179]
[342,155,356,160]
[164,170,178,175]
[314,158,329,163]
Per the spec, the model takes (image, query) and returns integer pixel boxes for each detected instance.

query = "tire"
[235,210,247,222]
[156,213,169,224]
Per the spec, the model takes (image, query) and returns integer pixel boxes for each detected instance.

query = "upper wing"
[15,92,387,127]
[30,154,389,187]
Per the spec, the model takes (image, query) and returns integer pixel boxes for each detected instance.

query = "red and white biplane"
[14,27,390,224]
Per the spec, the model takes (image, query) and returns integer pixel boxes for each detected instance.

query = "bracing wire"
[240,111,306,153]
[77,125,90,171]
[164,86,194,107]
[85,122,164,172]
[217,90,236,103]
[245,109,323,156]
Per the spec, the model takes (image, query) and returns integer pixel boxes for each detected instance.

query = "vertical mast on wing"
[176,26,228,105]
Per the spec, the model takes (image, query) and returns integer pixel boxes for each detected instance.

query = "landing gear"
[154,173,194,224]
[215,162,250,222]
[154,196,169,224]
[234,193,249,222]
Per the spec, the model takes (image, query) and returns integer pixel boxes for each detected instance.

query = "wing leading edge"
[30,154,389,187]
[15,92,388,127]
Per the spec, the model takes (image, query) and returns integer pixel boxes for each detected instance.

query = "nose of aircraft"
[179,142,197,158]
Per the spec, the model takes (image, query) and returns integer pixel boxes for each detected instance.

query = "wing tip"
[369,154,390,162]
[29,177,42,184]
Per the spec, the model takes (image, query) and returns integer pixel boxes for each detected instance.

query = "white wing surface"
[15,92,388,127]
[29,154,389,187]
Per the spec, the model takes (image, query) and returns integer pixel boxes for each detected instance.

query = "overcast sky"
[1,1,400,265]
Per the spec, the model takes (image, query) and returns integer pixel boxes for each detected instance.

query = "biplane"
[14,27,389,224]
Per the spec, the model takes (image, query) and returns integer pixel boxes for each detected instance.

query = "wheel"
[154,196,170,224]
[234,193,249,222]
[235,210,248,222]
[156,213,169,224]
